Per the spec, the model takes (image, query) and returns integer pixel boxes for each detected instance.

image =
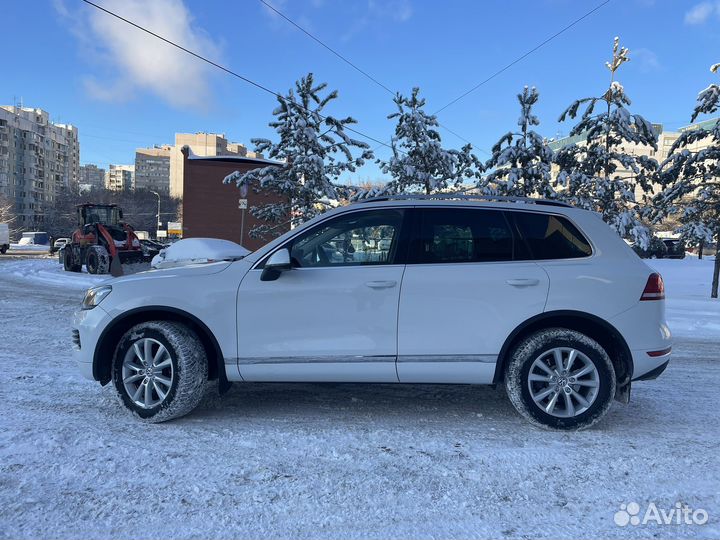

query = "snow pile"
[1,258,108,290]
[151,238,250,269]
[10,243,50,252]
[0,258,150,290]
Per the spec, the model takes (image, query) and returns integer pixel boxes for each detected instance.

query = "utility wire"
[259,0,395,96]
[433,0,611,115]
[258,0,489,154]
[79,0,397,153]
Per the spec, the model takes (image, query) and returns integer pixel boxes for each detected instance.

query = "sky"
[2,0,720,182]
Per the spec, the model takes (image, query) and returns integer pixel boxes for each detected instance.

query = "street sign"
[167,222,182,235]
[156,230,167,238]
[240,184,249,198]
[238,199,248,210]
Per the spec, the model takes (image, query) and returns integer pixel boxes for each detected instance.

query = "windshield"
[82,206,120,227]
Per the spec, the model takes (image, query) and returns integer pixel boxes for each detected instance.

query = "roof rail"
[356,192,572,208]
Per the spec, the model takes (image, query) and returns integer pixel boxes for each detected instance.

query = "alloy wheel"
[121,338,174,409]
[527,347,600,418]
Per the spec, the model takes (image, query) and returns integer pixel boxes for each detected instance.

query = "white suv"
[73,196,671,429]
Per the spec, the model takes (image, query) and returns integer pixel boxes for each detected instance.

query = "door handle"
[506,278,540,287]
[365,280,397,289]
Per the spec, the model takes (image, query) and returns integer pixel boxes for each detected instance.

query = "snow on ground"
[0,256,718,539]
[649,256,720,339]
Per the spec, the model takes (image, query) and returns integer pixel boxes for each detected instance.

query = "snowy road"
[0,257,719,539]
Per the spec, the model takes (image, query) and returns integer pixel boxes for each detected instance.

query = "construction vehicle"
[63,203,142,276]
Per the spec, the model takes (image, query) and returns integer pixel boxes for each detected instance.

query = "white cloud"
[369,0,413,23]
[60,0,220,110]
[684,1,720,24]
[633,48,661,72]
[341,0,413,42]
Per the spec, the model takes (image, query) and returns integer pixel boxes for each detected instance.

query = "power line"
[258,0,489,155]
[79,0,396,153]
[259,0,395,96]
[433,0,611,115]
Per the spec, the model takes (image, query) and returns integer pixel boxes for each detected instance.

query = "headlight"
[81,285,112,310]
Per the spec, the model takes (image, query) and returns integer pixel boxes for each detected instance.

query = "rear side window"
[511,212,592,260]
[412,209,513,263]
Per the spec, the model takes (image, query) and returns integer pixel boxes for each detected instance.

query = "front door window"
[289,209,404,267]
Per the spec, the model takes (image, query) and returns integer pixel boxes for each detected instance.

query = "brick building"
[180,147,289,251]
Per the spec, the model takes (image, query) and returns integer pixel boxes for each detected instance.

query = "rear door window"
[411,208,514,263]
[511,211,592,260]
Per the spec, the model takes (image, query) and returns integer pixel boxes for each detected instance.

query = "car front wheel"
[112,321,208,422]
[504,328,616,430]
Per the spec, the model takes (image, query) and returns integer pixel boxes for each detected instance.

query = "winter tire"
[504,328,616,430]
[112,321,208,423]
[86,245,110,274]
[0,245,6,254]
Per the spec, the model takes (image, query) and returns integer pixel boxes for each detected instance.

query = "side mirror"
[261,248,291,281]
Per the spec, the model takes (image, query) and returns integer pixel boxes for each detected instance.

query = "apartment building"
[135,145,171,193]
[548,118,719,200]
[169,133,262,198]
[79,164,106,191]
[105,164,135,191]
[0,105,80,225]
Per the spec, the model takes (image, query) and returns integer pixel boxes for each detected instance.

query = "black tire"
[0,245,7,254]
[86,245,110,274]
[504,328,616,430]
[63,247,82,272]
[112,321,208,422]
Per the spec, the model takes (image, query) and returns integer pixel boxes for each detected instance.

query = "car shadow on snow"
[94,378,667,436]
[187,380,661,434]
[92,381,504,425]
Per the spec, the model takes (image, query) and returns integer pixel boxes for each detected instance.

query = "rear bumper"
[633,359,670,381]
[609,299,671,380]
[630,347,672,381]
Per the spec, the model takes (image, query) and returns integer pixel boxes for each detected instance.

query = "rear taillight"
[640,273,665,301]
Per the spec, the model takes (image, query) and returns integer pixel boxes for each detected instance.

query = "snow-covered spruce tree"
[224,73,373,237]
[553,37,658,248]
[367,87,481,197]
[653,62,720,297]
[479,86,555,198]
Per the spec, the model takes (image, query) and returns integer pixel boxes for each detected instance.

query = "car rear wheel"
[112,321,208,422]
[504,328,616,430]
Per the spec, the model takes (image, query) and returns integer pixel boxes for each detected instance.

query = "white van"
[0,223,9,254]
[19,231,50,246]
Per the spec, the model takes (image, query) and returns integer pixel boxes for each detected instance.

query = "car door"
[397,206,550,384]
[236,207,409,382]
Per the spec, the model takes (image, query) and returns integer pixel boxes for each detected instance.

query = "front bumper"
[72,305,113,381]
